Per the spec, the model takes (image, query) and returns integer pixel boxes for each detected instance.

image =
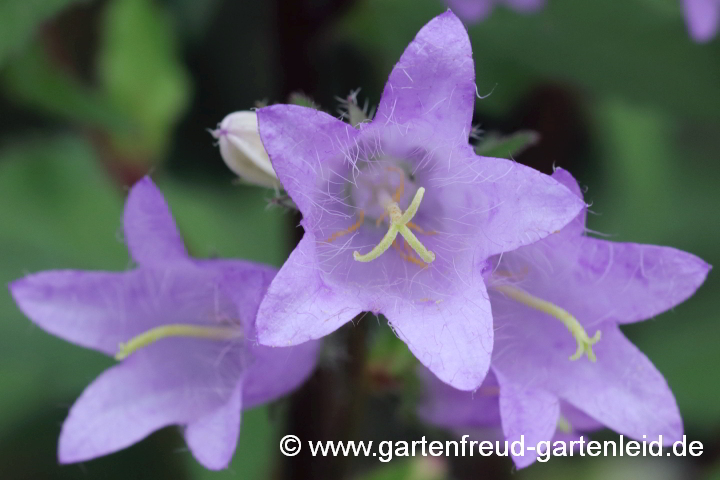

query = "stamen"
[556,416,572,434]
[115,324,242,360]
[353,187,436,264]
[406,221,436,235]
[492,284,602,362]
[326,210,365,243]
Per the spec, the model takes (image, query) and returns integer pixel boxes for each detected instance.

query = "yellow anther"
[353,187,436,264]
[115,324,243,360]
[556,416,572,433]
[492,284,601,362]
[326,210,365,243]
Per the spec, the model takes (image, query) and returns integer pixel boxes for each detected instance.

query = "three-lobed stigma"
[353,187,436,264]
[492,284,602,362]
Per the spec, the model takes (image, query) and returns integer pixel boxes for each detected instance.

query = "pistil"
[492,284,601,362]
[115,324,243,360]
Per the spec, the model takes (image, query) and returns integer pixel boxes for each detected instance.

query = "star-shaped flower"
[682,0,720,43]
[9,177,319,470]
[444,0,545,23]
[254,11,584,390]
[419,168,710,467]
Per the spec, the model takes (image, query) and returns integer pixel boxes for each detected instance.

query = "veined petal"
[256,234,364,347]
[491,309,683,444]
[496,371,559,469]
[550,168,586,236]
[58,338,244,464]
[374,11,475,145]
[683,0,720,43]
[123,177,189,267]
[257,105,360,228]
[10,265,237,356]
[383,275,493,390]
[185,381,243,470]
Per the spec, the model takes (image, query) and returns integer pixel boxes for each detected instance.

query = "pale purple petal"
[550,167,586,236]
[9,265,235,356]
[185,381,243,470]
[59,339,244,463]
[683,0,720,43]
[445,0,494,22]
[256,235,364,346]
[491,307,683,443]
[243,340,320,409]
[418,368,500,427]
[383,276,493,390]
[496,371,559,468]
[123,176,189,267]
[502,0,545,12]
[374,11,475,146]
[256,105,360,228]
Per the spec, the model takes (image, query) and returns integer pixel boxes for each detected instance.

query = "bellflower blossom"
[682,0,720,42]
[9,177,319,470]
[444,0,545,23]
[254,11,584,390]
[420,169,710,467]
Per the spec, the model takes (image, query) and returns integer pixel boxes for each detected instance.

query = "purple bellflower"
[444,0,545,23]
[254,11,584,391]
[683,0,720,42]
[9,177,319,470]
[419,168,710,467]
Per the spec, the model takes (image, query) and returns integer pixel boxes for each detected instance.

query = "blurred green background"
[0,0,718,478]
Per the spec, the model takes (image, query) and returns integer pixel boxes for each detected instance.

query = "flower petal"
[418,368,501,428]
[383,276,493,390]
[683,0,720,43]
[550,167,586,236]
[444,1,494,22]
[123,177,189,267]
[10,265,237,355]
[491,308,683,443]
[433,154,585,259]
[374,11,475,145]
[496,371,559,469]
[58,339,244,463]
[185,381,243,470]
[256,105,360,228]
[256,234,364,347]
[243,340,320,409]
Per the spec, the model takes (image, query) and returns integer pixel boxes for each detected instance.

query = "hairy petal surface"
[10,265,234,356]
[123,176,189,266]
[184,381,243,470]
[383,275,493,390]
[375,11,475,145]
[58,339,244,463]
[491,307,683,443]
[496,371,559,468]
[256,234,364,346]
[257,105,359,227]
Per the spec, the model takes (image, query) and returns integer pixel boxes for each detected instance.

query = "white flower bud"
[212,111,280,189]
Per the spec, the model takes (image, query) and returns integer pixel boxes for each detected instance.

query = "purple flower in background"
[254,11,584,391]
[444,0,545,23]
[420,169,710,467]
[9,178,319,470]
[683,0,720,42]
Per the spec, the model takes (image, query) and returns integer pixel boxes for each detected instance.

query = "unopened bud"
[212,111,280,189]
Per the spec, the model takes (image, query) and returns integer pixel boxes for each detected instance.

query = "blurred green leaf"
[2,42,130,130]
[341,0,720,119]
[98,0,191,161]
[475,130,540,159]
[0,0,88,68]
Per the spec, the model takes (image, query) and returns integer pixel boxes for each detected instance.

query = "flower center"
[326,164,436,267]
[115,324,243,360]
[492,284,602,362]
